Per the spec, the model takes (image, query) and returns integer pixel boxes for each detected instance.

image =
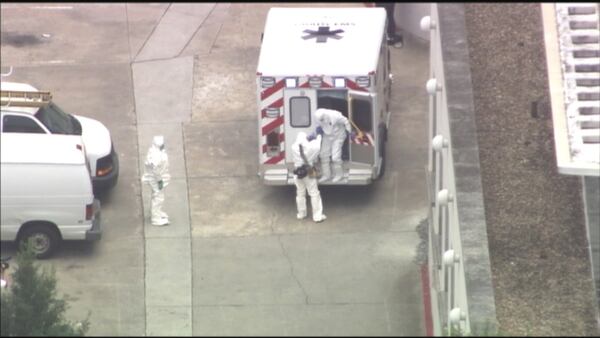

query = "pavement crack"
[270,213,310,305]
[133,3,171,61]
[124,4,133,63]
[176,3,217,58]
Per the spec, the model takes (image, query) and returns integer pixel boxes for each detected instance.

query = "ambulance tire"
[379,141,386,179]
[377,126,387,179]
[387,48,392,109]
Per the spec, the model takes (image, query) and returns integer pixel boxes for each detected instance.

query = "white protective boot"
[295,175,308,219]
[310,193,327,223]
[158,181,169,221]
[151,190,170,226]
[152,217,169,226]
[331,162,344,182]
[318,136,333,183]
[296,192,308,220]
[307,179,326,223]
[319,159,331,183]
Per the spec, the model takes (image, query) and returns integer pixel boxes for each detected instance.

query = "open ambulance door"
[283,88,318,164]
[348,90,375,166]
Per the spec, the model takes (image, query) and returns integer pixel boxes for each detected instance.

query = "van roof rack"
[0,90,52,108]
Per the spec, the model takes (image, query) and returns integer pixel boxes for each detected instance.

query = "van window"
[35,102,82,135]
[351,97,372,133]
[289,97,310,127]
[317,90,348,116]
[2,115,46,133]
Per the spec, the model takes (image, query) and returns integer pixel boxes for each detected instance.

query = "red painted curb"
[421,264,434,336]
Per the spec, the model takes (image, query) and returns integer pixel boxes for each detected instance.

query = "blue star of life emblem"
[302,26,344,43]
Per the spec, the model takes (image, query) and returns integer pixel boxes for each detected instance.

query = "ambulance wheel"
[379,141,386,178]
[378,126,387,179]
[18,223,61,259]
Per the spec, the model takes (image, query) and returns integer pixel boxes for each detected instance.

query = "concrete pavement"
[1,4,146,335]
[133,51,194,338]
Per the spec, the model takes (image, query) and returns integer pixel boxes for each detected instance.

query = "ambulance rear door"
[283,88,318,163]
[348,90,375,166]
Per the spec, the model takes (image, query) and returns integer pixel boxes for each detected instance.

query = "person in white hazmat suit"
[314,108,354,183]
[291,132,327,223]
[142,135,171,226]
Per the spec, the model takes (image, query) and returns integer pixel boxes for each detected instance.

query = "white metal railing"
[422,4,497,335]
[423,4,469,335]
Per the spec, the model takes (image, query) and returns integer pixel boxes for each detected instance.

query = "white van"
[0,81,119,193]
[0,133,101,259]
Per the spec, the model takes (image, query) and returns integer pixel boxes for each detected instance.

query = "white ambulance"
[256,7,392,185]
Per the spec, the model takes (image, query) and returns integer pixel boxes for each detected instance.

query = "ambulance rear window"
[290,97,310,128]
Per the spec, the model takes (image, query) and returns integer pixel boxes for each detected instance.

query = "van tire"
[19,224,60,259]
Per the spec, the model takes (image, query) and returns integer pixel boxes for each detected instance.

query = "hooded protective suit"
[142,136,171,226]
[291,132,326,222]
[314,108,352,182]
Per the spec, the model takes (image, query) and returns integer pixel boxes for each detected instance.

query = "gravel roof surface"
[463,3,600,336]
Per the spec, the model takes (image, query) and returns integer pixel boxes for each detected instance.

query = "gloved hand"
[307,133,317,141]
[316,126,324,135]
[158,180,163,190]
[350,131,357,141]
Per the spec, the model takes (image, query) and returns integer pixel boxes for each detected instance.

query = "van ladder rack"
[0,90,52,108]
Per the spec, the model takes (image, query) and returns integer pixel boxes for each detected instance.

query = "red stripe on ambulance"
[345,79,369,92]
[264,152,285,164]
[261,116,284,136]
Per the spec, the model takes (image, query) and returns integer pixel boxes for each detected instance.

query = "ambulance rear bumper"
[261,169,290,186]
[261,168,374,185]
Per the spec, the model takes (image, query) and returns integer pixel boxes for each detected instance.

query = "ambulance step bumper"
[262,168,374,185]
[262,169,290,186]
[308,168,374,185]
[341,168,373,185]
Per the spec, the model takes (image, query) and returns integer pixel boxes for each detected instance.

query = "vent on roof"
[542,3,600,176]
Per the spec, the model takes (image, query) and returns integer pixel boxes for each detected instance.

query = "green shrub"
[0,243,90,336]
